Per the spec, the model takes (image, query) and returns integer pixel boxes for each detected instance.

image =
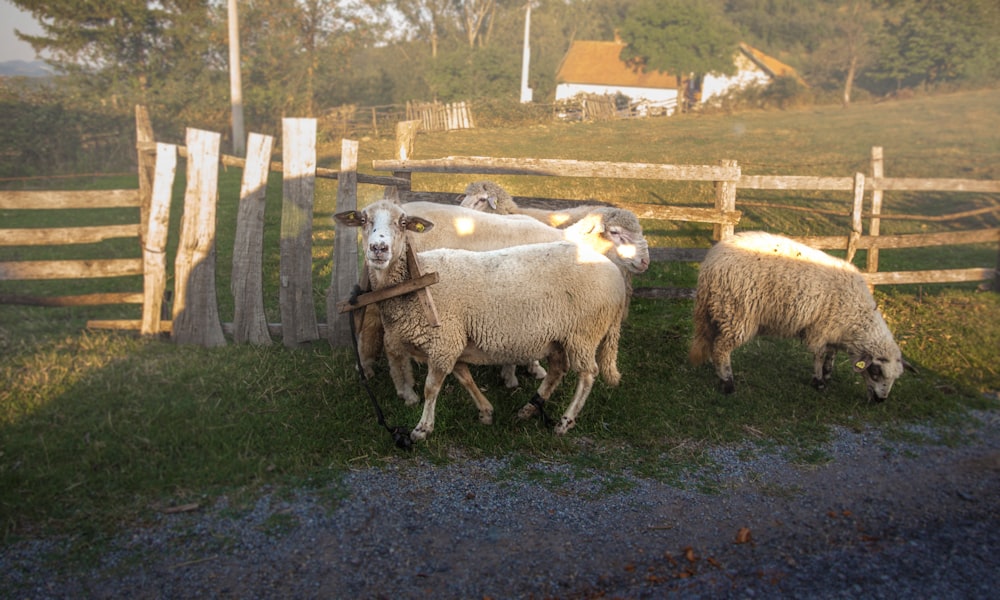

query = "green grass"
[1,89,999,540]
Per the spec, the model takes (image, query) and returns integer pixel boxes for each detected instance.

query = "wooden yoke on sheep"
[335,238,441,327]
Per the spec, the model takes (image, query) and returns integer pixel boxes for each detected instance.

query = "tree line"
[5,0,999,167]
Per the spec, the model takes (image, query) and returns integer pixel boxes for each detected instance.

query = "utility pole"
[520,3,533,103]
[227,0,246,156]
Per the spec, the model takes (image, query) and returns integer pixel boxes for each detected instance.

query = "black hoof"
[721,378,735,394]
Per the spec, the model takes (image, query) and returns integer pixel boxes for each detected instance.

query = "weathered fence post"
[867,146,884,273]
[328,139,360,348]
[713,159,739,240]
[135,105,155,245]
[846,172,866,264]
[172,128,226,347]
[395,120,420,161]
[279,118,320,348]
[232,132,275,345]
[140,143,176,336]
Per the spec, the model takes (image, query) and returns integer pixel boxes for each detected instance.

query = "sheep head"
[459,180,518,214]
[564,208,650,275]
[334,201,434,272]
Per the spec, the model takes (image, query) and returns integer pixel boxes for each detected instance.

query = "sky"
[1,1,43,63]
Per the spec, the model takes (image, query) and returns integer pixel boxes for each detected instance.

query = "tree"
[12,0,227,131]
[617,0,741,111]
[808,1,884,106]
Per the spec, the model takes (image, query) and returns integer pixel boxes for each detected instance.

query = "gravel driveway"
[5,408,999,599]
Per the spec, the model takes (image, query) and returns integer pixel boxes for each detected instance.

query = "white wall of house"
[700,54,771,103]
[555,82,679,104]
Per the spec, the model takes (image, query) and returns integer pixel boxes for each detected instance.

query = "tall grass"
[1,89,998,539]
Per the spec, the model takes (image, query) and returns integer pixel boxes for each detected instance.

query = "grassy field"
[1,89,998,540]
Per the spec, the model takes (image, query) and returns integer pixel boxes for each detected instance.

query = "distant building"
[554,40,804,115]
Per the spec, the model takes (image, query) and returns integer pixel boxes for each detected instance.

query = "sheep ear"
[334,210,363,227]
[405,216,434,233]
[487,195,498,210]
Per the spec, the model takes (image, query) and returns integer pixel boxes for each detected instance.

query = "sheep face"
[459,180,515,213]
[334,202,434,270]
[566,210,650,274]
[853,354,906,403]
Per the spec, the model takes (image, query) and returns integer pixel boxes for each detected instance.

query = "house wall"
[555,83,678,104]
[700,54,771,103]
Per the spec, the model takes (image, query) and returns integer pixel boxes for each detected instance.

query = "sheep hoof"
[811,377,827,390]
[410,425,430,442]
[554,417,574,435]
[480,409,494,425]
[516,403,539,420]
[721,378,736,394]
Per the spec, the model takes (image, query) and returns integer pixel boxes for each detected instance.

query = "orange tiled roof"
[555,40,680,89]
[556,40,806,89]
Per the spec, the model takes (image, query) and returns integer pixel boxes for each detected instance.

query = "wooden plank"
[231,132,275,345]
[278,118,320,348]
[0,189,141,210]
[328,138,360,348]
[0,224,139,246]
[136,105,156,245]
[0,292,143,306]
[846,172,865,263]
[714,159,739,239]
[867,146,884,273]
[862,228,999,249]
[738,175,855,191]
[863,268,995,286]
[0,258,143,280]
[141,143,176,336]
[615,201,742,226]
[372,156,741,181]
[172,128,226,347]
[870,177,1000,193]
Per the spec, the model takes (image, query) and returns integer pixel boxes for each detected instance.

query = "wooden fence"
[405,100,475,132]
[2,107,997,350]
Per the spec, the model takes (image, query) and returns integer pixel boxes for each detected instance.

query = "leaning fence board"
[0,189,140,209]
[278,118,320,348]
[172,128,226,347]
[327,138,360,348]
[231,132,275,345]
[0,258,142,279]
[0,224,139,246]
[141,143,176,336]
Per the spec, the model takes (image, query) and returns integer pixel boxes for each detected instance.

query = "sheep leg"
[517,348,568,420]
[451,362,494,425]
[710,339,738,394]
[357,305,384,379]
[501,360,548,389]
[555,368,597,436]
[500,364,519,388]
[385,343,420,405]
[411,366,449,442]
[811,346,837,390]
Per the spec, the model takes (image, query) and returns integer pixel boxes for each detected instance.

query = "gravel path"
[4,408,1000,599]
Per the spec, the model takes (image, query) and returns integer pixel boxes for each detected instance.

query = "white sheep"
[689,231,908,402]
[460,179,619,229]
[336,199,628,441]
[356,201,649,388]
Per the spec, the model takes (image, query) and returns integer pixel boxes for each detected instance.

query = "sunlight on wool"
[453,217,476,236]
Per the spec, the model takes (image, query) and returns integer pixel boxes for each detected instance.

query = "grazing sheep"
[356,201,649,387]
[689,231,908,402]
[336,199,628,441]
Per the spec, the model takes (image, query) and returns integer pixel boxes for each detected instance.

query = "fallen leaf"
[735,527,753,544]
[684,546,698,563]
